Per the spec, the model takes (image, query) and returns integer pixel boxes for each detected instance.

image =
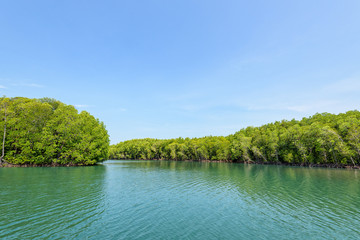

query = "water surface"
[1,160,359,239]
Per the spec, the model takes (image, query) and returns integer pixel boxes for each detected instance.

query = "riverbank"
[111,158,360,169]
[3,159,359,169]
[235,161,360,169]
[0,162,98,168]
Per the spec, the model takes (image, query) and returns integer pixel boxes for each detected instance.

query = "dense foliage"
[110,111,360,166]
[0,97,109,166]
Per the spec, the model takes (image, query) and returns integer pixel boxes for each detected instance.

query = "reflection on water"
[0,166,106,239]
[1,160,359,239]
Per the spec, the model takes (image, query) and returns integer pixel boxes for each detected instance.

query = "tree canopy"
[0,97,109,166]
[109,110,360,167]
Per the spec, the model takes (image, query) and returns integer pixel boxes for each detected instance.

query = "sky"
[0,0,360,144]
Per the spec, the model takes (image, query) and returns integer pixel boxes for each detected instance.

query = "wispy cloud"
[12,83,44,88]
[0,85,6,89]
[179,104,204,112]
[243,98,359,115]
[285,100,340,112]
[74,104,90,108]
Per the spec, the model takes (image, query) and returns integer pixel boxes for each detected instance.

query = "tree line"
[0,97,109,166]
[109,110,360,167]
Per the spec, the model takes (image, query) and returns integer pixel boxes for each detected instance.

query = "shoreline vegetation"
[0,97,109,167]
[109,110,360,169]
[1,96,359,169]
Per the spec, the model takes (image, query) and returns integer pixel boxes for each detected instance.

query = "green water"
[1,160,360,239]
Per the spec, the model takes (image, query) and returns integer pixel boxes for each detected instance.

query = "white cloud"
[0,85,6,89]
[179,104,204,112]
[285,100,339,112]
[12,83,44,88]
[74,104,90,108]
[257,100,357,114]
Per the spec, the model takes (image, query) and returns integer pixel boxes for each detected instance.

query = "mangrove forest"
[0,97,109,166]
[109,110,360,167]
[1,96,360,168]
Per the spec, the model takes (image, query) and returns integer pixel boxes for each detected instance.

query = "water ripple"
[1,161,360,239]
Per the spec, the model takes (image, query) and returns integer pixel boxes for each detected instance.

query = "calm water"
[1,160,360,239]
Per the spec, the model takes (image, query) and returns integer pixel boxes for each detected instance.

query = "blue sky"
[1,0,360,144]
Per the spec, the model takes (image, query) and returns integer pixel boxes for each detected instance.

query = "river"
[1,160,359,239]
